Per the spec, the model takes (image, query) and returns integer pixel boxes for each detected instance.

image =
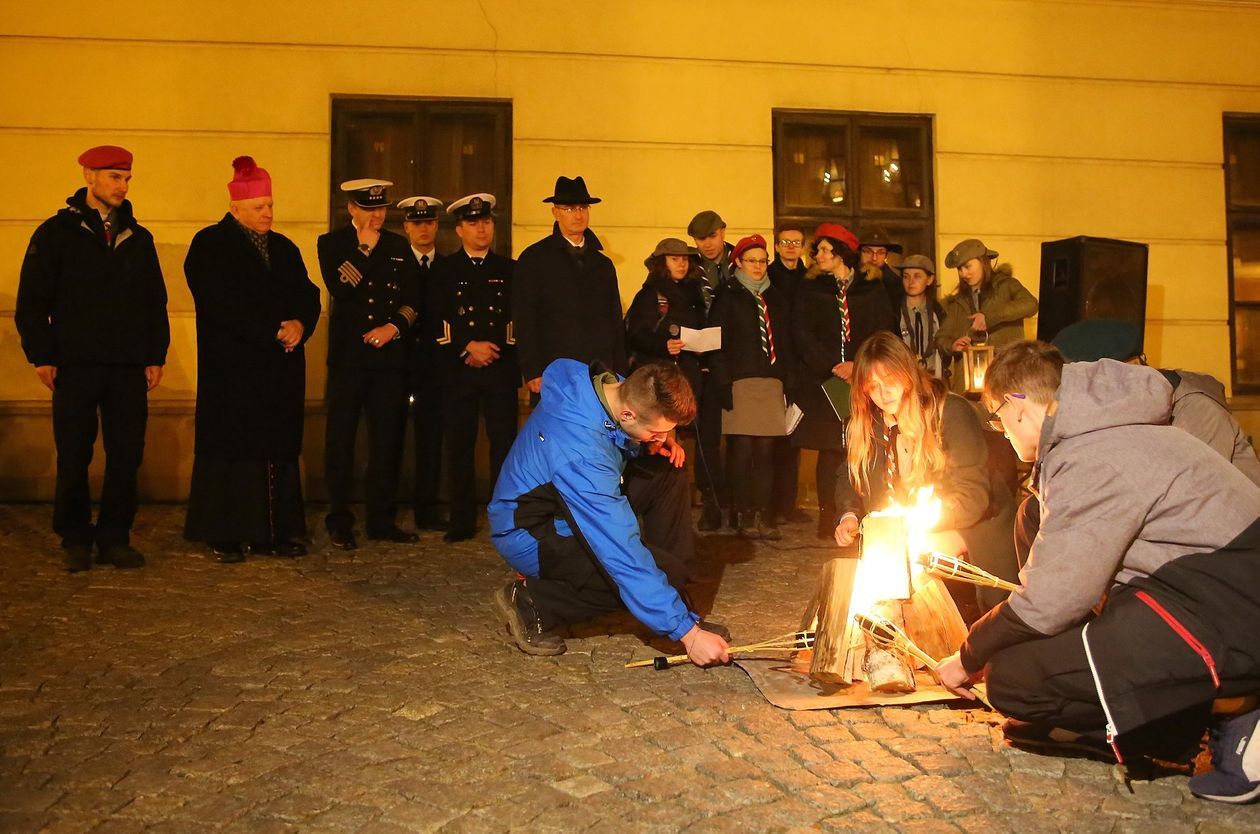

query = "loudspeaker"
[1036,236,1149,349]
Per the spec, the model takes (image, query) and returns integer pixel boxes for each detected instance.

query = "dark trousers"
[411,386,445,521]
[695,372,726,509]
[727,434,776,516]
[443,376,519,533]
[51,364,148,548]
[324,365,410,533]
[528,455,694,629]
[772,438,800,516]
[985,588,1235,762]
[818,448,846,520]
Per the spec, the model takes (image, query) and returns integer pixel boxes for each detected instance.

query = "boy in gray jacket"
[937,341,1260,804]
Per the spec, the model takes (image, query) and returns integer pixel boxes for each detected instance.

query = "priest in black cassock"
[183,156,321,563]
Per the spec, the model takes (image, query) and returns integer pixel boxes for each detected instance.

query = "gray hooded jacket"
[1168,369,1260,488]
[963,360,1260,667]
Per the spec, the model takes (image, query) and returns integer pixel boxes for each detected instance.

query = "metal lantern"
[961,343,996,395]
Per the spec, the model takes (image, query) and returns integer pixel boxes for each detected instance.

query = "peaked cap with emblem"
[448,192,497,221]
[397,195,444,221]
[340,178,393,208]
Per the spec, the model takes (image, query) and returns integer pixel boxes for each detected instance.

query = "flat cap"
[1052,319,1143,363]
[944,238,998,269]
[688,210,726,238]
[900,254,936,275]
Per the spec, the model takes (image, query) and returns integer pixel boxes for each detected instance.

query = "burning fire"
[849,487,942,615]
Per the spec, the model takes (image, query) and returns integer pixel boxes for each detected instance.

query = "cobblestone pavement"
[2,504,1259,833]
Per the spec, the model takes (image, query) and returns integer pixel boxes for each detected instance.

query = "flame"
[849,487,943,615]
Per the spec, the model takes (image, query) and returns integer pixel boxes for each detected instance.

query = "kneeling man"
[937,341,1260,804]
[488,359,729,665]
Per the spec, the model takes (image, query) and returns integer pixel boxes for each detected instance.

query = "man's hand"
[834,515,859,547]
[465,341,500,368]
[144,365,164,391]
[666,338,685,356]
[935,652,980,700]
[952,336,972,353]
[681,623,730,667]
[363,324,399,349]
[277,319,304,351]
[968,313,988,332]
[527,377,542,394]
[647,434,686,468]
[355,225,380,253]
[35,365,57,391]
[833,361,854,381]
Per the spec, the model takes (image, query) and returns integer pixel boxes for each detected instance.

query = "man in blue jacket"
[489,359,730,665]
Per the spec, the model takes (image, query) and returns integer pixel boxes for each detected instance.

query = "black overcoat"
[185,214,321,460]
[624,272,707,397]
[512,223,628,381]
[791,270,897,450]
[706,280,794,408]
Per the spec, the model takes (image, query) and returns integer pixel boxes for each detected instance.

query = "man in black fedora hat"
[513,175,627,403]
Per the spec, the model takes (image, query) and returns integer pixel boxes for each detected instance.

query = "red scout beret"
[813,222,859,253]
[732,234,769,262]
[78,145,133,170]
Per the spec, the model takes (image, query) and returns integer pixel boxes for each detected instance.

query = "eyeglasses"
[777,239,804,247]
[555,205,590,214]
[741,257,769,266]
[984,393,1025,431]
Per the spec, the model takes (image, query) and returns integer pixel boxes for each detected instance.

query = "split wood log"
[863,599,916,692]
[901,572,969,663]
[807,557,859,686]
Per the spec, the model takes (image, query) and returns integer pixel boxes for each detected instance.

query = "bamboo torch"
[917,552,1019,593]
[853,612,992,709]
[625,630,815,670]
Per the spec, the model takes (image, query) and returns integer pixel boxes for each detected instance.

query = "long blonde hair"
[846,332,949,498]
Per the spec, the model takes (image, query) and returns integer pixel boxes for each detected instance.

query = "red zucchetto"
[78,145,133,170]
[227,156,272,200]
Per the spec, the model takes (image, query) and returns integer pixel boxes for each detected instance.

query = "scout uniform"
[427,193,520,541]
[317,179,421,547]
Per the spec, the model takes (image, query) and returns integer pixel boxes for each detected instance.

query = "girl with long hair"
[791,223,897,539]
[834,332,1019,615]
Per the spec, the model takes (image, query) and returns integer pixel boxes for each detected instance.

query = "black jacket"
[768,258,807,305]
[427,248,520,390]
[624,273,707,397]
[185,214,321,460]
[707,279,793,408]
[512,223,628,381]
[409,248,444,389]
[317,225,421,369]
[16,189,170,368]
[790,269,897,450]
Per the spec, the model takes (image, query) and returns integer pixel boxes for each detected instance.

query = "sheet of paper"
[679,326,722,353]
[785,402,804,434]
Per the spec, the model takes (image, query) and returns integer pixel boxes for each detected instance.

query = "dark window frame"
[329,96,513,254]
[772,109,935,261]
[1224,114,1260,393]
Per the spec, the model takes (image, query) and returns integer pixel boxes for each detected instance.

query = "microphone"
[669,324,680,338]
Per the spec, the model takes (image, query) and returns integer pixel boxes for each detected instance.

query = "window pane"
[1228,127,1260,207]
[858,126,926,211]
[343,110,420,197]
[425,111,499,202]
[1232,224,1260,303]
[780,123,849,209]
[1235,304,1260,387]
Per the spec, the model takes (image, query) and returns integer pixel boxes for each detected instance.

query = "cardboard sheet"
[736,655,980,710]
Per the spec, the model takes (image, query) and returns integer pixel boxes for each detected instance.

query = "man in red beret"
[183,157,321,563]
[15,145,170,572]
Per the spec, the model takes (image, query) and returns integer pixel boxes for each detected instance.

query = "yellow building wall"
[3,0,1260,499]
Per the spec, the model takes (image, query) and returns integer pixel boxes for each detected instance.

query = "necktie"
[914,310,924,357]
[420,254,429,269]
[103,217,113,247]
[754,291,777,364]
